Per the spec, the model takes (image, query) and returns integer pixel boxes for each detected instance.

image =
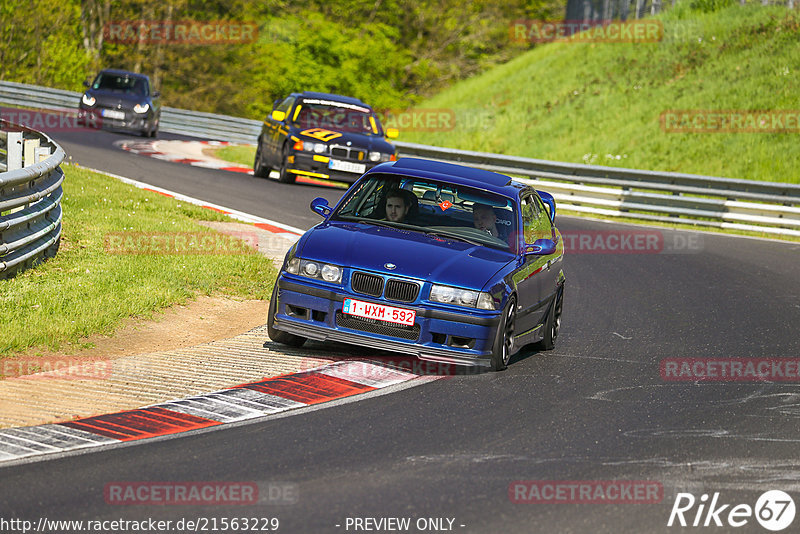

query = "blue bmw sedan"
[268,158,565,371]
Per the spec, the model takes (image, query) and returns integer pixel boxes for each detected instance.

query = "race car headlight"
[368,151,382,162]
[82,94,96,106]
[301,142,327,153]
[284,257,342,284]
[430,284,495,309]
[133,103,149,114]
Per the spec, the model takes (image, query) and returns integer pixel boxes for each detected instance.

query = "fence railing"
[2,80,799,237]
[0,120,66,279]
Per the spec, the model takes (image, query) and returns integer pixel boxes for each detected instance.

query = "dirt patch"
[5,296,267,374]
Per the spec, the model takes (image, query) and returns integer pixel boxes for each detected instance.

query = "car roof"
[97,69,149,80]
[295,91,371,109]
[368,158,526,196]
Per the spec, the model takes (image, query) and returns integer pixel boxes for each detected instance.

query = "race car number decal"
[300,128,343,142]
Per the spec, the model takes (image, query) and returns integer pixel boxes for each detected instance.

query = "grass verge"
[401,5,799,182]
[0,164,277,357]
[212,145,257,168]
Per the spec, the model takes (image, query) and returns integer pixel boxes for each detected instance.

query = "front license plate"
[342,298,415,326]
[328,159,366,174]
[101,109,125,119]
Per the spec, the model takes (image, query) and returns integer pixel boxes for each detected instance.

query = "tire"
[490,297,516,371]
[253,143,270,178]
[267,281,306,348]
[278,143,296,184]
[537,285,563,351]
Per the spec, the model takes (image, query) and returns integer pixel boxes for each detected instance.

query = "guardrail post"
[6,131,22,171]
[23,138,40,167]
[36,146,51,162]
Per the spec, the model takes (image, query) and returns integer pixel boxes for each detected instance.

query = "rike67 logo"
[668,490,795,531]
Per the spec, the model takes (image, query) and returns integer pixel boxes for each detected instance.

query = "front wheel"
[490,297,516,371]
[267,281,306,348]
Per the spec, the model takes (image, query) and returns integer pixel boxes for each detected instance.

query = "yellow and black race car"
[254,91,398,184]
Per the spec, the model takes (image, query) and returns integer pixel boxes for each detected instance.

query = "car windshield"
[293,99,382,136]
[92,73,148,96]
[332,173,518,252]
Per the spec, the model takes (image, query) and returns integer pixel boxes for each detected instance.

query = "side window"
[521,194,551,244]
[276,97,294,116]
[270,96,294,122]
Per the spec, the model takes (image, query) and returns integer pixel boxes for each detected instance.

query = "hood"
[294,128,394,153]
[297,221,514,290]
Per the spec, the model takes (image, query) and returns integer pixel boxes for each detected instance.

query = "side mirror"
[536,190,556,223]
[152,90,161,98]
[310,197,332,218]
[273,98,282,110]
[525,238,556,255]
[83,80,91,88]
[385,128,399,139]
[271,110,286,122]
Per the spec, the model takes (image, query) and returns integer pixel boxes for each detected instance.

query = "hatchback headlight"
[82,94,96,106]
[133,103,150,114]
[430,284,497,310]
[284,257,342,284]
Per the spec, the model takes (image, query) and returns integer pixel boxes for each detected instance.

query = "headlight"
[82,94,96,106]
[430,284,497,309]
[302,142,327,153]
[368,151,382,162]
[133,103,150,114]
[284,256,342,284]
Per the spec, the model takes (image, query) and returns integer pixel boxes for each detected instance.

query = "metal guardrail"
[2,80,799,237]
[0,120,66,278]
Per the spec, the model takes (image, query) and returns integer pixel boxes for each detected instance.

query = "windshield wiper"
[422,229,484,247]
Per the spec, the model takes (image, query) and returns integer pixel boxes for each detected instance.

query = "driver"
[385,189,410,223]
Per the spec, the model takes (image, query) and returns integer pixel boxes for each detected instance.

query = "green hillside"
[401,5,799,182]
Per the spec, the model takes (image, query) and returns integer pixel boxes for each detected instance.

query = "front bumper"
[78,106,152,132]
[287,152,383,183]
[273,277,501,368]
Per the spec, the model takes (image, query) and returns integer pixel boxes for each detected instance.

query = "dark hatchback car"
[254,91,398,184]
[268,158,565,371]
[78,69,161,137]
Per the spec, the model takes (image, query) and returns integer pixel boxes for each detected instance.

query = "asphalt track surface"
[2,122,800,533]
